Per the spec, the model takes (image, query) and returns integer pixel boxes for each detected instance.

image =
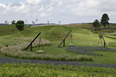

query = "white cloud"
[38,7,44,11]
[11,1,22,6]
[58,1,62,5]
[40,12,47,17]
[47,7,54,12]
[25,0,41,5]
[0,3,6,8]
[0,0,116,24]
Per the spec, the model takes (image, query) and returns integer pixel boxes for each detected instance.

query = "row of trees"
[93,13,110,29]
[6,20,61,25]
[5,20,24,25]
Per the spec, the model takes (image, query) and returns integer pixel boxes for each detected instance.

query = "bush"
[15,20,24,32]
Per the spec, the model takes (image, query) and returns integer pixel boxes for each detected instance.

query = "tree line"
[93,13,110,30]
[4,13,110,32]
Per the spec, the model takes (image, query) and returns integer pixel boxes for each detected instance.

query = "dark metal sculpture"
[100,32,108,49]
[58,30,72,47]
[25,32,41,51]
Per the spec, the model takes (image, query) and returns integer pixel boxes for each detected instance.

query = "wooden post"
[25,32,41,50]
[100,32,108,49]
[104,42,105,48]
[63,40,65,47]
[58,30,72,47]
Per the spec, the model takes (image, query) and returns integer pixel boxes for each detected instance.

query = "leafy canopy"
[101,13,109,28]
[11,20,16,24]
[15,20,24,32]
[93,19,101,28]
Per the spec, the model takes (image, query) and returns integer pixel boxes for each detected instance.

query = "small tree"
[47,21,49,25]
[26,20,27,24]
[93,19,101,30]
[15,20,24,32]
[11,20,16,24]
[35,19,38,23]
[32,21,35,25]
[59,21,61,25]
[101,13,110,28]
[5,20,8,25]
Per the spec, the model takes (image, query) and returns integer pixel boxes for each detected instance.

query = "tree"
[11,20,16,24]
[32,21,35,25]
[93,19,101,30]
[35,19,38,23]
[26,20,27,24]
[5,20,9,25]
[47,21,49,25]
[59,21,61,25]
[101,13,110,28]
[15,20,24,32]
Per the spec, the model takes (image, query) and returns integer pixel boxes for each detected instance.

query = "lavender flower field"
[66,46,116,56]
[1,57,116,68]
[0,57,116,76]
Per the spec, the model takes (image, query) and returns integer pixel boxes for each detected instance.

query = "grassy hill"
[1,24,116,76]
[0,24,30,36]
[0,24,116,62]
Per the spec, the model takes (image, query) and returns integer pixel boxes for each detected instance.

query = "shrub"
[15,20,24,32]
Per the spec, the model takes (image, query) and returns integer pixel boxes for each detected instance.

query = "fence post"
[63,40,65,47]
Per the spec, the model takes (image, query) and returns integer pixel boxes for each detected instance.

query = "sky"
[0,0,116,24]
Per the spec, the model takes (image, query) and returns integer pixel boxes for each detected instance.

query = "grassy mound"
[45,27,69,40]
[0,25,30,36]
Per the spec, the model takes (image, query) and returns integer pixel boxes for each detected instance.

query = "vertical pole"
[71,34,72,44]
[63,40,65,47]
[31,44,32,51]
[38,38,41,50]
[104,42,105,48]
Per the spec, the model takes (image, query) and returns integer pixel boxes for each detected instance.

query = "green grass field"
[1,24,116,76]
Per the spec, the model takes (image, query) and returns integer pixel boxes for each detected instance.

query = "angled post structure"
[100,32,108,49]
[25,32,41,51]
[58,30,72,47]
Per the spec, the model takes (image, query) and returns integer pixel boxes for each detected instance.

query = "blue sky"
[0,0,115,24]
[0,0,25,4]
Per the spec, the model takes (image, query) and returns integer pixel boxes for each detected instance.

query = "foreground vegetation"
[1,24,116,76]
[0,63,116,77]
